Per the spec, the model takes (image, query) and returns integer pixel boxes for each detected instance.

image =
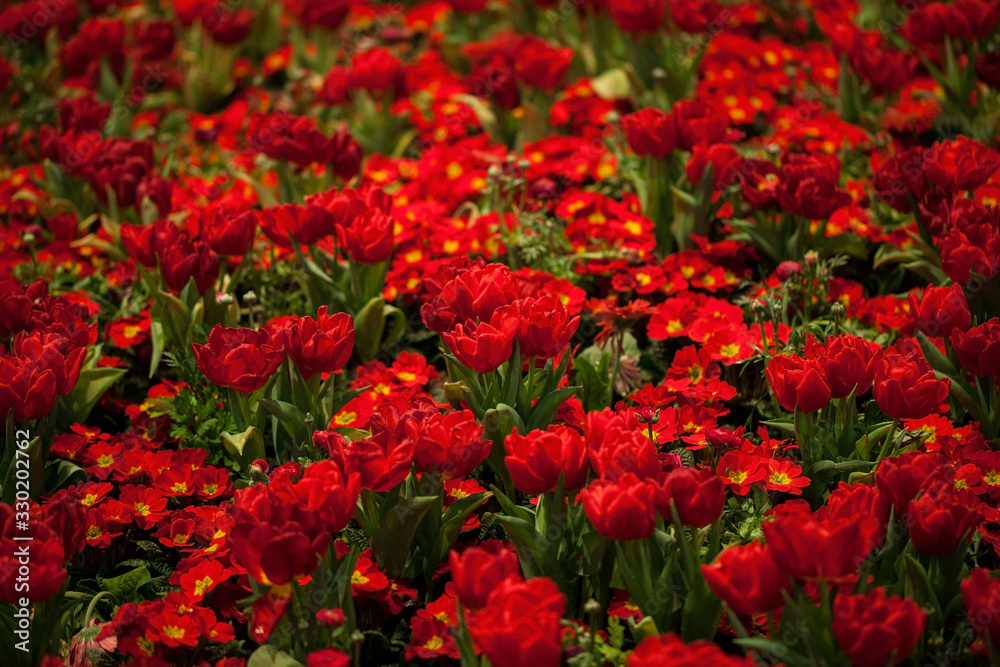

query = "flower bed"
[1,1,1000,666]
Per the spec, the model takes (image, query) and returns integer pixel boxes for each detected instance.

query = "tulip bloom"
[701,541,787,617]
[0,357,58,422]
[654,466,724,527]
[776,154,852,220]
[809,334,883,398]
[449,546,521,611]
[951,317,1000,377]
[907,284,971,337]
[514,294,580,360]
[580,473,657,541]
[832,588,925,667]
[191,325,286,394]
[961,568,1000,649]
[873,353,950,420]
[469,577,565,667]
[442,307,520,374]
[762,501,872,581]
[765,354,831,413]
[504,425,590,494]
[283,307,355,381]
[907,482,978,557]
[628,633,756,666]
[874,450,947,517]
[199,208,258,257]
[621,108,676,159]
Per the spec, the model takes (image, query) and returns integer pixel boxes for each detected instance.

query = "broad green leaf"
[369,496,437,576]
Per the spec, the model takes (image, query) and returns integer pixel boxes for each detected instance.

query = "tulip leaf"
[525,386,580,432]
[221,426,265,469]
[914,330,958,377]
[369,495,437,576]
[496,514,548,579]
[430,491,491,563]
[44,459,88,495]
[247,645,304,667]
[148,309,169,371]
[355,296,387,362]
[62,367,127,426]
[257,399,309,444]
[489,484,534,523]
[590,67,631,100]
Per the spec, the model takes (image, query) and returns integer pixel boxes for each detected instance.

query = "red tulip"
[191,325,286,394]
[809,334,883,399]
[0,356,58,422]
[873,352,950,420]
[765,354,831,413]
[609,0,667,34]
[832,588,925,667]
[199,208,258,257]
[874,450,948,517]
[443,306,520,374]
[962,568,1000,649]
[581,473,657,541]
[504,425,590,494]
[514,294,579,359]
[469,577,565,667]
[283,307,355,381]
[621,108,676,159]
[449,546,521,611]
[159,239,220,295]
[951,317,1000,377]
[654,466,724,527]
[907,480,978,557]
[907,284,971,337]
[776,154,852,220]
[628,633,756,666]
[701,541,787,617]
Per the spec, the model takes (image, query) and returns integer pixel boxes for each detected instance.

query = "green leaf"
[591,68,632,99]
[430,492,491,563]
[496,514,548,579]
[247,645,304,667]
[101,566,151,604]
[369,496,438,576]
[44,459,88,494]
[221,426,265,469]
[354,296,387,362]
[526,386,580,431]
[257,399,309,444]
[62,367,127,425]
[149,319,166,379]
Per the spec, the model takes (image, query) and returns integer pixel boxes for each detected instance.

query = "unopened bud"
[243,290,258,304]
[804,250,819,266]
[216,292,234,305]
[248,459,269,483]
[316,608,345,626]
[443,381,468,410]
[637,406,660,425]
[775,261,802,281]
[831,302,846,318]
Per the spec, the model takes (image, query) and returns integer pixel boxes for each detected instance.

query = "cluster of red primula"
[3,0,1000,666]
